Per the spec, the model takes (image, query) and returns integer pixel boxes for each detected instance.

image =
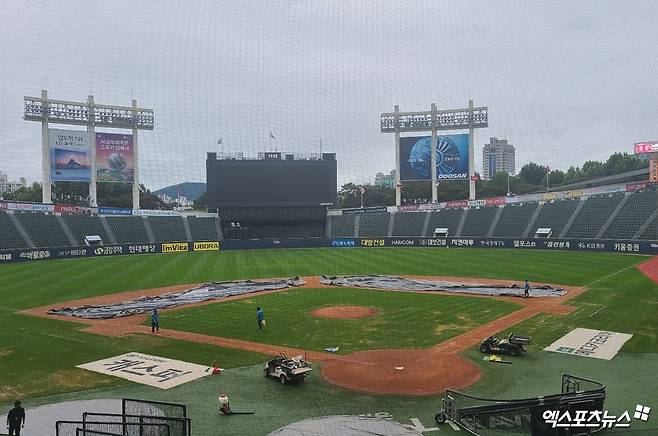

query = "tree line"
[337,152,647,208]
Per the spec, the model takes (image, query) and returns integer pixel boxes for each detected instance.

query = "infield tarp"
[267,415,422,436]
[48,278,304,319]
[320,275,566,297]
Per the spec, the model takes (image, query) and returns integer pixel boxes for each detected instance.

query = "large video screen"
[399,134,469,181]
[207,158,337,208]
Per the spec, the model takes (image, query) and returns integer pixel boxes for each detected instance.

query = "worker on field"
[256,306,265,332]
[524,280,531,298]
[7,400,25,435]
[151,309,160,333]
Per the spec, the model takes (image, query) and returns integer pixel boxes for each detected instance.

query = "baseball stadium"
[1,2,658,436]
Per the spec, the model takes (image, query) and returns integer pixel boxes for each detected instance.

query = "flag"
[217,138,223,145]
[270,131,276,140]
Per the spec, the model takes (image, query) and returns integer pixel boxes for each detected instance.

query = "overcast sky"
[1,0,657,190]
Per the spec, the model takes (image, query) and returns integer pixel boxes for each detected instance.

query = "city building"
[374,170,396,188]
[0,172,27,194]
[482,137,515,180]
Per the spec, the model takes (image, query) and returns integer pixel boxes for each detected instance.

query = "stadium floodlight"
[381,101,488,204]
[23,90,154,208]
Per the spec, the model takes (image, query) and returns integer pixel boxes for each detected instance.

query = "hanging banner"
[399,134,469,181]
[96,132,134,182]
[49,129,91,181]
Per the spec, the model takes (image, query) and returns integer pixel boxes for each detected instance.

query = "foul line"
[583,263,639,288]
[43,333,87,343]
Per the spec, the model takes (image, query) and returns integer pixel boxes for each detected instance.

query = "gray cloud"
[1,0,657,189]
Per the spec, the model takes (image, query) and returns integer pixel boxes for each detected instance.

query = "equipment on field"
[479,333,532,356]
[263,353,312,384]
[217,393,254,416]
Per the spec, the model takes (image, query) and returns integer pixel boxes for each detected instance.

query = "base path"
[24,275,584,396]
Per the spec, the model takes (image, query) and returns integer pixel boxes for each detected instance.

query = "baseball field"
[1,247,657,434]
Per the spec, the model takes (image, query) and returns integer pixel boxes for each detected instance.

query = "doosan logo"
[391,239,415,246]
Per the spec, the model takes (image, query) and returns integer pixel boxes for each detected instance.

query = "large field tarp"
[48,278,304,319]
[320,275,565,297]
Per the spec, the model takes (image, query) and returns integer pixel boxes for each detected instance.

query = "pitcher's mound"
[311,305,377,319]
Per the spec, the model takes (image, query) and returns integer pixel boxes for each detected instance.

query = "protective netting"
[76,430,124,436]
[56,421,170,436]
[440,375,605,436]
[48,277,304,319]
[321,275,566,297]
[267,415,422,436]
[122,398,187,419]
[82,413,189,436]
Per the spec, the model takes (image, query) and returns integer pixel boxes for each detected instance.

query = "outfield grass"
[0,248,652,411]
[161,287,521,353]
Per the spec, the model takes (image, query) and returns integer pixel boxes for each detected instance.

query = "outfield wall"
[1,236,657,264]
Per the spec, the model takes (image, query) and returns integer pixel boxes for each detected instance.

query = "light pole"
[507,172,511,197]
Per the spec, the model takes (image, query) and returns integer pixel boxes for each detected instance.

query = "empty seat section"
[426,208,464,236]
[460,206,498,237]
[603,187,658,239]
[16,213,70,248]
[0,212,29,249]
[640,214,658,240]
[565,193,624,238]
[62,215,110,246]
[531,199,580,237]
[358,213,390,237]
[493,203,538,237]
[329,214,356,238]
[105,216,150,243]
[148,216,188,242]
[188,217,219,241]
[392,212,425,236]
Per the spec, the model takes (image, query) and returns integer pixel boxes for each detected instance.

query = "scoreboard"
[206,153,337,209]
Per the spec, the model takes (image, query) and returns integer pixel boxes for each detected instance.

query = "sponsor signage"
[127,244,157,254]
[77,352,210,389]
[342,207,388,214]
[96,132,135,182]
[360,238,386,247]
[332,238,356,247]
[54,204,88,214]
[398,204,420,212]
[0,202,6,210]
[7,202,54,213]
[135,209,180,217]
[634,140,658,154]
[98,206,133,215]
[390,239,415,246]
[193,241,220,251]
[445,200,468,209]
[399,134,470,181]
[49,128,91,181]
[94,245,124,256]
[544,328,632,360]
[56,248,89,258]
[162,242,189,253]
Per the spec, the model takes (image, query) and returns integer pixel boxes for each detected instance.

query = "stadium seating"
[105,216,151,244]
[0,211,29,249]
[147,216,188,242]
[392,212,426,236]
[329,214,356,238]
[565,192,625,238]
[493,203,538,237]
[358,213,390,237]
[460,206,498,237]
[603,187,658,239]
[16,212,71,248]
[426,208,464,237]
[61,214,110,246]
[531,198,580,237]
[187,216,220,241]
[639,214,658,240]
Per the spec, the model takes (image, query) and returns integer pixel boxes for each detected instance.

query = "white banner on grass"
[77,352,210,389]
[543,328,632,360]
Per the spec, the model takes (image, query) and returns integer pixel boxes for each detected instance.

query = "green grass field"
[162,287,520,353]
[0,247,656,434]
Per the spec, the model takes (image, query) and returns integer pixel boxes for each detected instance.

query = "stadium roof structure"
[545,168,649,192]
